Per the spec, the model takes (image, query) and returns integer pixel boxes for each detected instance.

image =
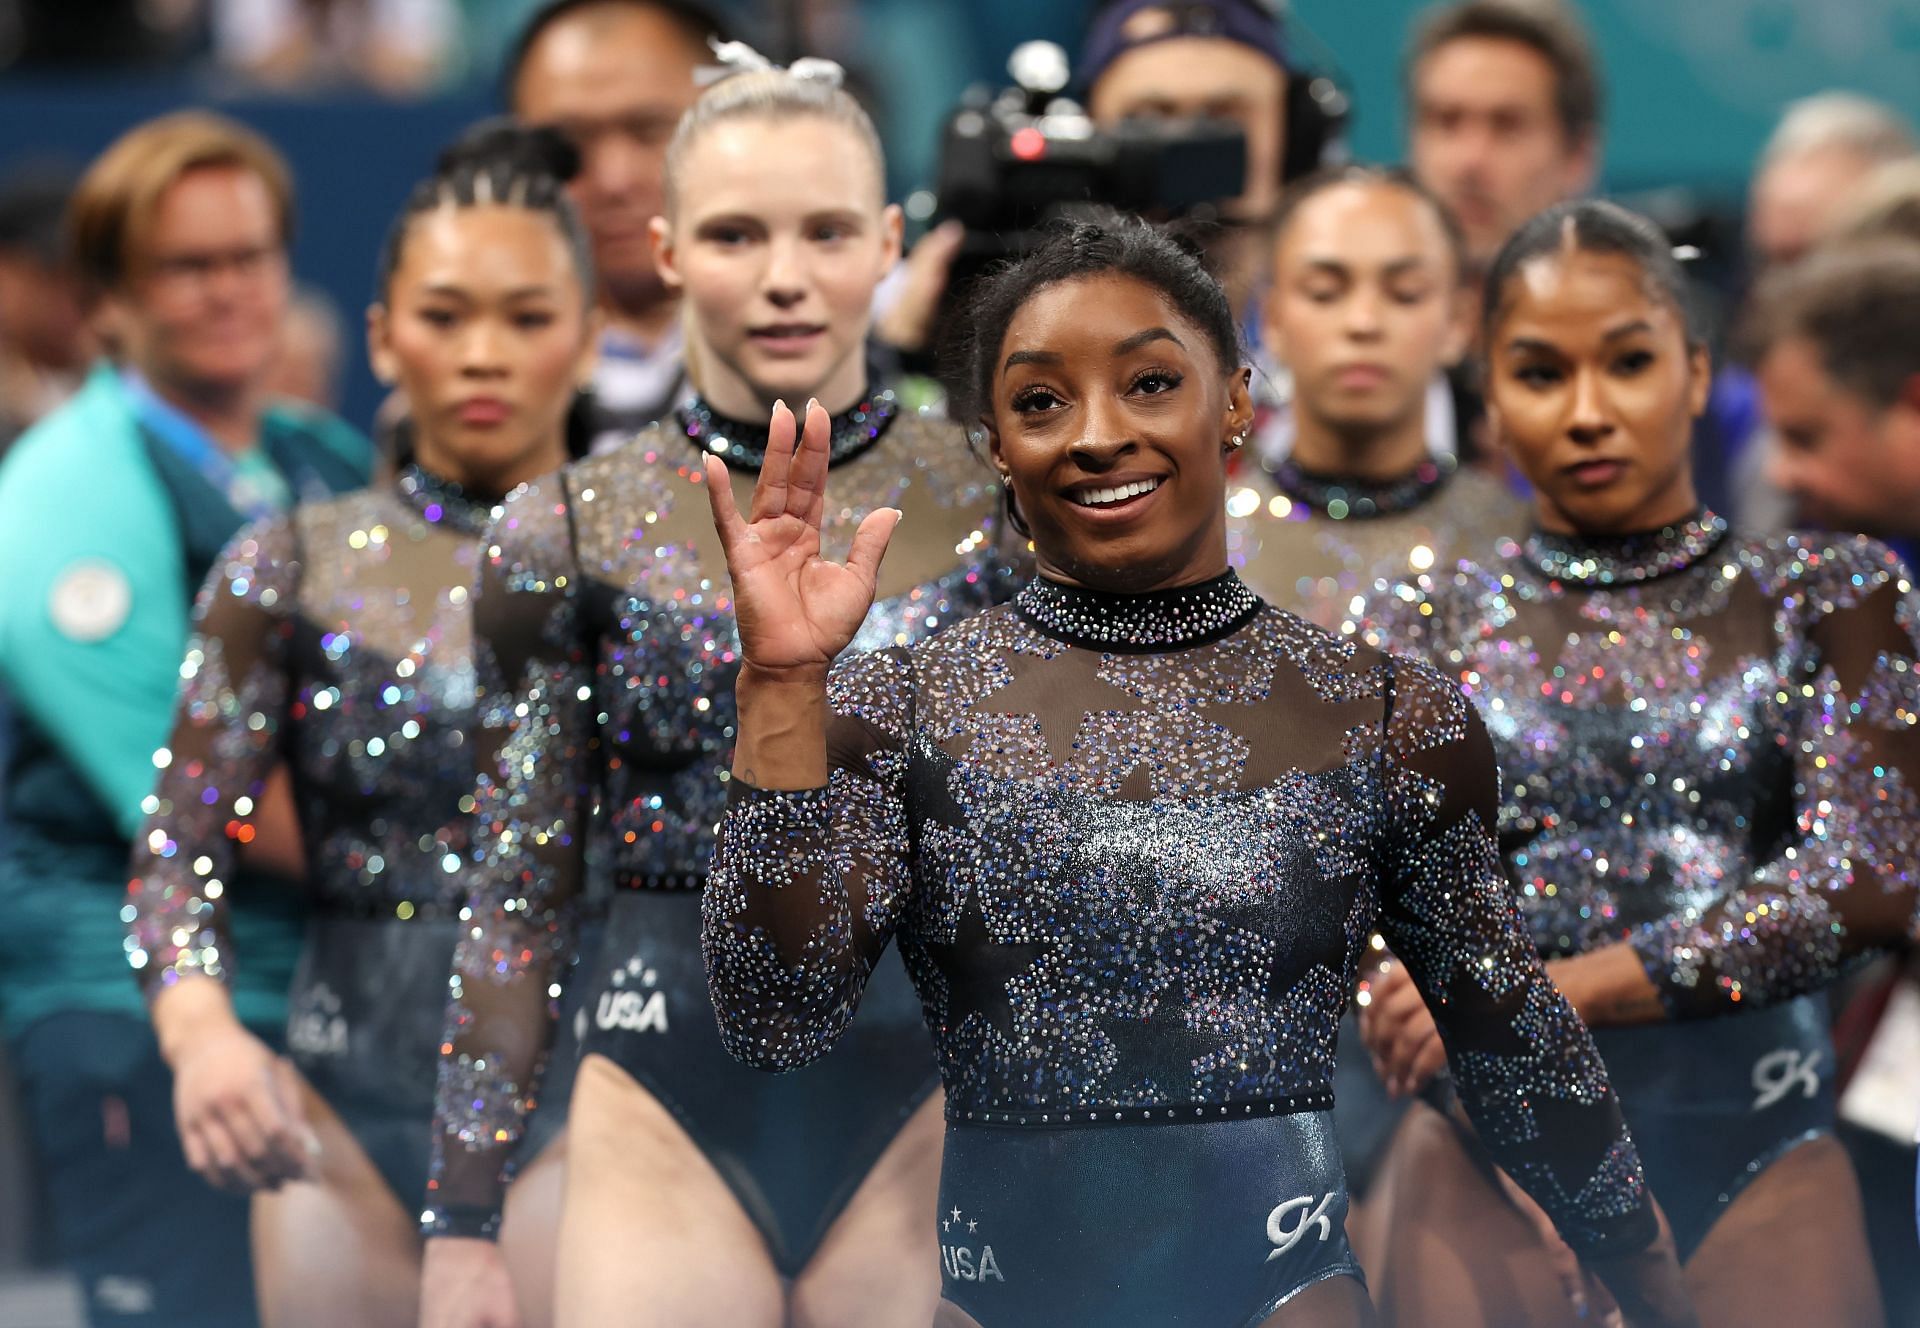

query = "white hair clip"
[787,57,846,88]
[696,37,845,89]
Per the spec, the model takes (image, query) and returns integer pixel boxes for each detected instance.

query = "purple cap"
[1079,0,1292,94]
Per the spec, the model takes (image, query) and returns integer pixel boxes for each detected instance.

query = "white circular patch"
[48,559,133,643]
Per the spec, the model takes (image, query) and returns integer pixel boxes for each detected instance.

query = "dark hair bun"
[435,118,581,186]
[1157,216,1221,269]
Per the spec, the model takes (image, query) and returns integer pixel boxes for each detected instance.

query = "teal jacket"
[0,365,372,1037]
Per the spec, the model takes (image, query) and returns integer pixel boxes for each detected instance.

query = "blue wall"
[1291,0,1920,194]
[0,82,494,435]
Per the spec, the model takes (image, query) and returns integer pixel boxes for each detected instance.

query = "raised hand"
[705,399,900,676]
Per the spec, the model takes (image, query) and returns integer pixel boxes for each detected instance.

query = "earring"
[1227,429,1249,451]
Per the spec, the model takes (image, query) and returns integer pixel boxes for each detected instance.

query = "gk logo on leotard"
[595,957,668,1033]
[1265,1193,1335,1261]
[1751,1046,1822,1111]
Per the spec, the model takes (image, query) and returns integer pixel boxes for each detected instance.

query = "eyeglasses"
[142,244,285,290]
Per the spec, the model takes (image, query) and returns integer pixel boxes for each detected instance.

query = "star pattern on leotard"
[970,644,1145,767]
[921,888,1046,1043]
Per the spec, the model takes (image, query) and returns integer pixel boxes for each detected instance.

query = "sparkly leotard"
[424,391,1021,1262]
[1229,454,1527,634]
[1371,514,1920,1255]
[708,571,1657,1324]
[127,467,580,1207]
[1230,451,1529,1192]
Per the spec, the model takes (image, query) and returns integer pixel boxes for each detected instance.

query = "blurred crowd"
[0,1,1918,1326]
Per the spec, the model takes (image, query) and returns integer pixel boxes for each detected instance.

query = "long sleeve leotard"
[129,466,502,992]
[1367,515,1920,1018]
[707,572,1658,1255]
[425,398,1021,1235]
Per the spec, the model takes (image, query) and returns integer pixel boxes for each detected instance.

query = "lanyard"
[121,370,286,525]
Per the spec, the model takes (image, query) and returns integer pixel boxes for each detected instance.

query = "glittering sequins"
[1264,454,1458,520]
[1375,524,1920,1020]
[1522,509,1730,587]
[426,408,1017,1234]
[1227,457,1528,633]
[127,473,501,990]
[1012,570,1260,652]
[706,592,1655,1254]
[678,389,898,470]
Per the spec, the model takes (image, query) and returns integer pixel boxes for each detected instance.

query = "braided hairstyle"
[377,119,594,299]
[376,120,599,460]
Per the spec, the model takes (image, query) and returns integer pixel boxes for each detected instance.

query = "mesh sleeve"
[702,647,916,1071]
[126,518,298,994]
[1376,656,1657,1257]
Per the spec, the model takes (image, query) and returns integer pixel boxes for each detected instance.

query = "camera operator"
[1080,0,1310,322]
[893,1,1342,365]
[506,0,725,444]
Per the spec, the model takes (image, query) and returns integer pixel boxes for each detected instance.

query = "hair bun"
[1157,217,1218,267]
[435,118,581,186]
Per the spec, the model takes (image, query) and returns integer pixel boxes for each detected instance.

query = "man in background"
[1079,0,1307,322]
[506,0,724,446]
[0,112,370,1326]
[1748,93,1916,272]
[1749,242,1920,557]
[1404,0,1600,280]
[1744,237,1920,1325]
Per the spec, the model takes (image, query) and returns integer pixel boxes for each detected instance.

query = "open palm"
[705,400,899,674]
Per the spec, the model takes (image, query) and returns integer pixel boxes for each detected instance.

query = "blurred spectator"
[0,111,370,1326]
[1748,93,1917,271]
[1827,156,1920,246]
[1744,243,1920,1328]
[210,0,458,96]
[0,168,90,456]
[1404,0,1600,278]
[1713,98,1918,535]
[507,0,723,445]
[1747,240,1920,550]
[262,283,345,411]
[0,0,203,70]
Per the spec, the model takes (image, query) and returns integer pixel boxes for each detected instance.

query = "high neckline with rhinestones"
[1521,509,1730,587]
[676,388,899,471]
[397,463,507,535]
[1266,452,1456,521]
[1014,569,1262,653]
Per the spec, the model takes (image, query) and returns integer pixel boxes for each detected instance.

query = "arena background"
[0,1,1914,432]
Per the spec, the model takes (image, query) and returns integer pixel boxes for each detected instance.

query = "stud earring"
[1226,429,1249,451]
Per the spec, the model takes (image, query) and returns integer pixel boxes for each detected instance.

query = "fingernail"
[807,397,820,415]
